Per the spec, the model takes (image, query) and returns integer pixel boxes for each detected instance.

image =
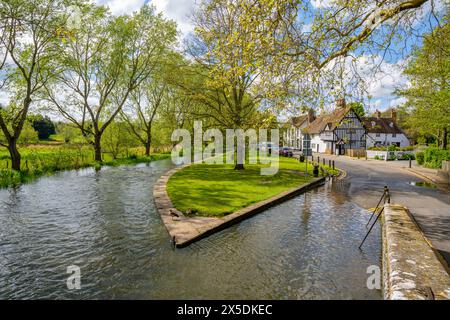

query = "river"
[0,159,381,299]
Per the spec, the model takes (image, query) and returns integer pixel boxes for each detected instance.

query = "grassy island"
[167,156,338,217]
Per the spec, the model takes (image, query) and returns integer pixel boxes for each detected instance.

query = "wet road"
[315,153,450,269]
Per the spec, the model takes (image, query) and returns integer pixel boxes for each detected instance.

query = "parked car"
[280,147,293,157]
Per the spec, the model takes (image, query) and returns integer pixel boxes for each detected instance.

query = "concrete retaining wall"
[382,204,450,300]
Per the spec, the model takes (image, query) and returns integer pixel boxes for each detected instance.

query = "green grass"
[0,144,171,188]
[167,156,338,217]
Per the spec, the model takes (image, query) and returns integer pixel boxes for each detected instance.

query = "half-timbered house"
[303,99,367,156]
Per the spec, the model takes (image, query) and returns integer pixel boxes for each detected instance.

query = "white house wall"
[366,133,410,148]
[311,134,327,153]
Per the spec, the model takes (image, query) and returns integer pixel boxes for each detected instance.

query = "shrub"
[374,155,380,160]
[387,145,397,151]
[401,153,415,160]
[423,147,450,168]
[416,152,424,165]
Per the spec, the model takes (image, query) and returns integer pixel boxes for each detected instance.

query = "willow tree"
[0,0,67,170]
[44,4,177,162]
[399,13,450,149]
[121,53,180,157]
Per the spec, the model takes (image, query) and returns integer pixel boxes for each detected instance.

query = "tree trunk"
[94,134,102,163]
[442,127,448,150]
[145,131,151,157]
[8,139,21,171]
[234,163,245,170]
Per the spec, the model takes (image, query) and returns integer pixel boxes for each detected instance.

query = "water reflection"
[0,160,381,299]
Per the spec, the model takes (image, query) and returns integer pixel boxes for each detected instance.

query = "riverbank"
[0,145,171,188]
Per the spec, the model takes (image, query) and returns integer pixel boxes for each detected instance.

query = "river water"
[0,159,381,299]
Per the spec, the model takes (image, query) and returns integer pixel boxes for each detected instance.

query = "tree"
[0,0,66,170]
[196,0,438,108]
[189,0,278,169]
[29,114,56,139]
[399,14,450,149]
[347,102,365,118]
[102,121,137,159]
[121,54,179,156]
[44,4,177,162]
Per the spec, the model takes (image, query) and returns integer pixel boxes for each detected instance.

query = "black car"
[280,147,293,157]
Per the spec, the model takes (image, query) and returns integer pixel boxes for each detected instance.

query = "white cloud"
[310,0,333,9]
[0,90,9,107]
[94,0,146,15]
[151,0,197,36]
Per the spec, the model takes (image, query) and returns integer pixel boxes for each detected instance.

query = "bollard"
[317,156,320,164]
[313,164,319,177]
[409,158,412,168]
[323,158,325,165]
[329,159,331,167]
[332,160,335,170]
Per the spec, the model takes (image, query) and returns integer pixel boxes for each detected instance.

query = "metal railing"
[359,186,390,249]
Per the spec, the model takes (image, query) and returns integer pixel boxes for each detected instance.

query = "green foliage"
[30,115,56,140]
[416,151,425,165]
[0,169,22,188]
[374,155,380,160]
[347,102,365,118]
[0,144,170,188]
[422,147,450,169]
[399,15,450,149]
[18,122,39,145]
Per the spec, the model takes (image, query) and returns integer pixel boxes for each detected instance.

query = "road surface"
[312,153,450,269]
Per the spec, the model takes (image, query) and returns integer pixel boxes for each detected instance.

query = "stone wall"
[382,204,450,300]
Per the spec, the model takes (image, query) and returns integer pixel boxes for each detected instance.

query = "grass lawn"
[0,144,171,188]
[167,157,338,217]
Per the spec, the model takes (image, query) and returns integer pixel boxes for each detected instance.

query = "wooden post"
[329,159,331,167]
[409,158,412,168]
[332,160,335,170]
[323,158,325,165]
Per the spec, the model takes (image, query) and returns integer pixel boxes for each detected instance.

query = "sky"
[0,0,445,114]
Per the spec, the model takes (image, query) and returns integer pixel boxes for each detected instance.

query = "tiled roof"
[303,107,351,134]
[363,117,405,134]
[290,115,309,128]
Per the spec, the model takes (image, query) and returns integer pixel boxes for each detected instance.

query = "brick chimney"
[375,109,381,119]
[336,98,346,109]
[308,108,316,124]
[391,109,397,123]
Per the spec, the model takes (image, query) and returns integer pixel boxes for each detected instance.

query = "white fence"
[366,150,415,161]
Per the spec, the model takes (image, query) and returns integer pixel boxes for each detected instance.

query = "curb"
[153,165,326,248]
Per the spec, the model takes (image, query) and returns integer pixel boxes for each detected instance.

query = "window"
[392,133,397,138]
[311,143,316,148]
